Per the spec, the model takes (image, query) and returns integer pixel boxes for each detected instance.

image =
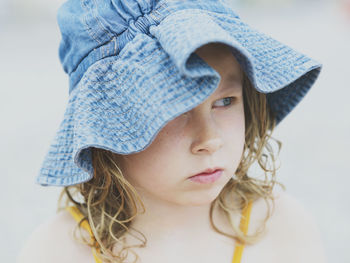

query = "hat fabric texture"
[36,0,322,187]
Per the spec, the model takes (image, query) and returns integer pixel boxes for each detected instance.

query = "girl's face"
[113,43,245,207]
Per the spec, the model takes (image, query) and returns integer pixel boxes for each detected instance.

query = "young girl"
[18,0,326,262]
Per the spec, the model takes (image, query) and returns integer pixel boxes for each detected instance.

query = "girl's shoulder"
[17,208,94,263]
[244,187,327,263]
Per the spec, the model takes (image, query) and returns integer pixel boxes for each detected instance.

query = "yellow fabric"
[231,200,253,263]
[66,200,253,263]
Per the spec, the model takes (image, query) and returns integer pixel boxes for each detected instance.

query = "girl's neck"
[123,190,239,244]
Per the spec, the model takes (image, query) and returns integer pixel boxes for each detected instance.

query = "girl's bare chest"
[128,239,236,263]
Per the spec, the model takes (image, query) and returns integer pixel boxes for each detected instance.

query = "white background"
[1,0,349,262]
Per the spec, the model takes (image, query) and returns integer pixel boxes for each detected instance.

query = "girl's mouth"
[188,169,223,183]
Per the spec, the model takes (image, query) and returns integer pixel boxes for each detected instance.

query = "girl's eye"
[213,97,236,108]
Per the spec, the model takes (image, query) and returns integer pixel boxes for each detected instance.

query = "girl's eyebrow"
[226,72,241,82]
[216,85,242,97]
[218,75,242,93]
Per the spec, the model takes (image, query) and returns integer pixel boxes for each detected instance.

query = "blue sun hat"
[36,0,322,187]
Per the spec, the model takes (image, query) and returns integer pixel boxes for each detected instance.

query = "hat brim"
[36,6,321,186]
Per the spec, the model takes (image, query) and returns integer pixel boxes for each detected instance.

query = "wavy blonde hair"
[57,72,284,263]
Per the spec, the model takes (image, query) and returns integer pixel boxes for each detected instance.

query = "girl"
[18,0,326,262]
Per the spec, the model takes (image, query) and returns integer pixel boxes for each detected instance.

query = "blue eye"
[214,97,235,108]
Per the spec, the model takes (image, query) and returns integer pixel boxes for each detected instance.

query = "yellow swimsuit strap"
[231,199,254,263]
[65,206,103,263]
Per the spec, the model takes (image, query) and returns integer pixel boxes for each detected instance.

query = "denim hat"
[36,0,322,187]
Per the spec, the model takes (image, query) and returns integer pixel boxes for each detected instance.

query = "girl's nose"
[189,113,224,155]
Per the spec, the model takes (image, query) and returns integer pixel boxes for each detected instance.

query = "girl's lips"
[189,169,223,184]
[191,167,224,177]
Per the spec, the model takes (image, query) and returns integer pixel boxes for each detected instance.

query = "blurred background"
[1,0,349,262]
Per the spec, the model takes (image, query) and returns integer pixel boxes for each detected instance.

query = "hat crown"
[57,0,157,89]
[57,0,239,93]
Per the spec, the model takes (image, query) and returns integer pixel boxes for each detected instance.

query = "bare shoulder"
[245,187,328,263]
[273,189,328,262]
[17,209,95,263]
